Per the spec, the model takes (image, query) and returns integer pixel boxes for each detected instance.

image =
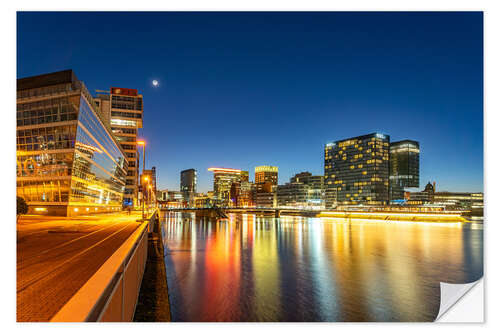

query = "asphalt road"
[17,212,142,322]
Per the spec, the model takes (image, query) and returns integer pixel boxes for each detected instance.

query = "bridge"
[160,206,320,218]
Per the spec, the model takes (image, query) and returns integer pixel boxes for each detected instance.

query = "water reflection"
[162,213,483,322]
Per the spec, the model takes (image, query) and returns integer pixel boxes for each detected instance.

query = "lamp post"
[148,184,153,214]
[142,176,149,219]
[137,140,146,219]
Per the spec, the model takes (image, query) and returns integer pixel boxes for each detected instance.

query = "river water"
[161,212,483,322]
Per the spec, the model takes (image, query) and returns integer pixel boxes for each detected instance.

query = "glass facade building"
[207,167,242,205]
[389,140,420,201]
[17,70,127,216]
[324,133,390,207]
[180,169,197,203]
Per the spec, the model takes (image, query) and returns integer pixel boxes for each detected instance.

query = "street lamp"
[141,175,149,219]
[137,140,146,219]
[148,184,153,214]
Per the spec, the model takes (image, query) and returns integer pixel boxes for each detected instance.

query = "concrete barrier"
[50,210,159,322]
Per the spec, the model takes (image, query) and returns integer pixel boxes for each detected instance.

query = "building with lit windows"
[17,70,127,216]
[240,170,249,182]
[238,181,256,207]
[207,167,242,205]
[324,133,390,207]
[255,192,275,208]
[180,168,197,204]
[255,165,278,185]
[389,140,420,201]
[432,191,483,210]
[95,87,143,206]
[276,172,324,208]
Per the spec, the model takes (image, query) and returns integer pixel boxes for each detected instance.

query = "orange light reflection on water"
[162,213,482,322]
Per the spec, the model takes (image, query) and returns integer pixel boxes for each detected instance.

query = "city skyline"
[17,12,483,193]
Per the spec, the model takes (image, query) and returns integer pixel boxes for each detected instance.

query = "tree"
[17,196,28,222]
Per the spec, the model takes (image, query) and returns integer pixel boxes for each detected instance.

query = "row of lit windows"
[17,156,73,177]
[111,111,142,119]
[17,95,76,111]
[110,118,137,127]
[111,102,143,111]
[111,95,143,111]
[17,125,76,138]
[18,140,74,153]
[111,127,137,134]
[17,82,78,100]
[121,144,137,151]
[17,179,71,203]
[17,112,77,127]
[17,125,77,153]
[125,152,136,158]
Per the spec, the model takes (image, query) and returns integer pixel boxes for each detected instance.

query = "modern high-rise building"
[207,167,242,205]
[95,87,143,206]
[324,133,390,207]
[389,140,420,200]
[16,70,127,216]
[255,166,278,185]
[180,168,197,203]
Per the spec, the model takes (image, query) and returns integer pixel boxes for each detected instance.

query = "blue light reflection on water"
[162,213,483,322]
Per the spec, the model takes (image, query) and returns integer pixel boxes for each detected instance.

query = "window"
[111,118,137,127]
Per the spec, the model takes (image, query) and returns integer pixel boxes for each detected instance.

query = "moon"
[152,79,159,87]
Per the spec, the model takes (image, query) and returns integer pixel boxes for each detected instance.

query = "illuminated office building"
[16,70,127,216]
[255,165,278,194]
[95,87,143,206]
[255,192,276,208]
[180,168,197,203]
[324,133,390,207]
[389,140,420,201]
[276,172,324,208]
[255,165,278,185]
[238,181,256,207]
[208,167,242,205]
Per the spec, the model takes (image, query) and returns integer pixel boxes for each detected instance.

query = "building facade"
[255,165,278,185]
[95,87,143,206]
[390,140,420,201]
[17,70,127,216]
[180,168,197,204]
[255,192,276,208]
[238,181,256,207]
[208,167,242,205]
[324,133,390,207]
[240,170,249,182]
[276,172,324,208]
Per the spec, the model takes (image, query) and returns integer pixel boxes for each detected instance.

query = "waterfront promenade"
[17,211,143,322]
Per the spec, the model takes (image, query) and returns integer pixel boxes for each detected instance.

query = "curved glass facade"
[70,96,127,206]
[17,71,128,215]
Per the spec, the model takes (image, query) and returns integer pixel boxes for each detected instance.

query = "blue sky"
[17,12,483,192]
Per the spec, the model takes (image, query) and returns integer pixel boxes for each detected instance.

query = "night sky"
[17,12,483,193]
